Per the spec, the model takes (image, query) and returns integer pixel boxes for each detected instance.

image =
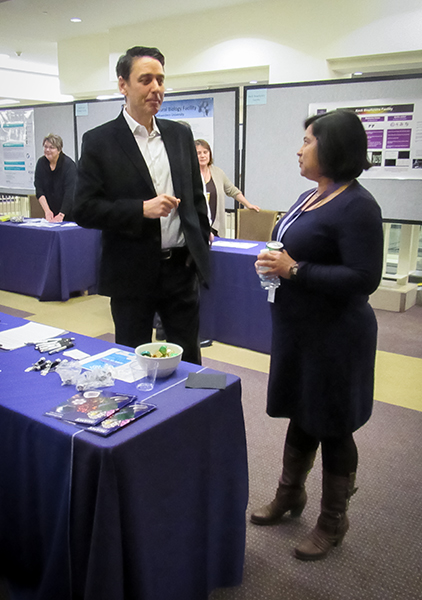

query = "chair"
[236,209,279,242]
[29,194,44,218]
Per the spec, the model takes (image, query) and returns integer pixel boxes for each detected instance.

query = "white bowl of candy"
[135,342,183,378]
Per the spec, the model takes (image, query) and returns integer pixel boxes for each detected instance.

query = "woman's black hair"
[305,110,371,181]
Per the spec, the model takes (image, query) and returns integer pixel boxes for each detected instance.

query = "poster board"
[243,75,422,222]
[0,103,75,195]
[75,88,239,205]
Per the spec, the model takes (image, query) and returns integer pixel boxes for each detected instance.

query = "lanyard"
[275,194,310,243]
[276,182,350,244]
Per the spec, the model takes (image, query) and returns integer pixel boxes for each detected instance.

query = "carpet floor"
[204,358,422,600]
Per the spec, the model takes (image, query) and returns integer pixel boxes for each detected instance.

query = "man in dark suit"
[74,46,210,364]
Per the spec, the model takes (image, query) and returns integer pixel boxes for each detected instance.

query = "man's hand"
[143,194,180,218]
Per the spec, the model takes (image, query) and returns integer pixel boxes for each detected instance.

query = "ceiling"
[1,0,421,106]
[0,0,257,70]
[0,0,268,106]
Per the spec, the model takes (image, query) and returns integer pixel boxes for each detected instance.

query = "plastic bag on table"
[55,360,82,386]
[75,365,115,391]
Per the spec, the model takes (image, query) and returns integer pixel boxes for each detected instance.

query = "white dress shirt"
[123,108,185,249]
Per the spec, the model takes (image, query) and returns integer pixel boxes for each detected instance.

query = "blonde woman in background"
[195,139,260,237]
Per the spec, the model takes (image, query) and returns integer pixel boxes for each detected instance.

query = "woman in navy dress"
[250,110,384,561]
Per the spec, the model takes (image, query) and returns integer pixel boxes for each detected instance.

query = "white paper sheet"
[19,219,61,228]
[212,240,259,249]
[0,322,67,351]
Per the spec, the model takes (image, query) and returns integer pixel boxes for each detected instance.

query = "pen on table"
[36,342,60,350]
[36,338,75,352]
[49,342,74,355]
[28,338,61,347]
[40,360,52,375]
[41,359,61,375]
[48,346,67,355]
[35,342,61,352]
[35,337,74,345]
[24,357,47,372]
[38,344,64,352]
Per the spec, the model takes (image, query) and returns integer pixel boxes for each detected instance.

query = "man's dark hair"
[116,46,165,80]
[305,110,371,181]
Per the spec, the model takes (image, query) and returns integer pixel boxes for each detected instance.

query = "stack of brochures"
[45,390,156,436]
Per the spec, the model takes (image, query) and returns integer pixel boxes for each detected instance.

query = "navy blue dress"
[267,181,383,438]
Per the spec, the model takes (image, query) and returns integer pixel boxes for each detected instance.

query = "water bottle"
[258,241,284,290]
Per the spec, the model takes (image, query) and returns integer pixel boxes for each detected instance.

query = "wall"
[57,0,422,99]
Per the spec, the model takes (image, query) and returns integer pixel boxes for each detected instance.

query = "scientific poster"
[0,109,36,188]
[308,100,422,180]
[157,97,214,148]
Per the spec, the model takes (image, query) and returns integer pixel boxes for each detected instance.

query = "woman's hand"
[236,192,260,212]
[255,249,297,280]
[38,195,54,222]
[51,212,65,223]
[44,208,55,222]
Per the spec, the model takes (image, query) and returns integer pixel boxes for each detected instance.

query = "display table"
[0,221,102,301]
[200,239,272,354]
[0,313,248,600]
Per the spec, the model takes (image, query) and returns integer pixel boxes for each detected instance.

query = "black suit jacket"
[74,112,210,298]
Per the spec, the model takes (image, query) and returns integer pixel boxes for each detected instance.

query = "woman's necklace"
[276,181,352,245]
[301,182,351,212]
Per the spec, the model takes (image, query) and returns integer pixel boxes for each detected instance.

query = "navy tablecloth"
[0,313,248,600]
[200,239,272,354]
[0,221,101,301]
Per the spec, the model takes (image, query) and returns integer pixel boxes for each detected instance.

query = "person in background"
[73,46,210,365]
[34,134,77,222]
[250,110,383,561]
[195,139,260,237]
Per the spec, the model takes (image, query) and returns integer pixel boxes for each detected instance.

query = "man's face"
[118,56,165,122]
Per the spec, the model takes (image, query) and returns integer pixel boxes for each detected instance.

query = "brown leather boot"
[250,444,316,525]
[294,471,357,561]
